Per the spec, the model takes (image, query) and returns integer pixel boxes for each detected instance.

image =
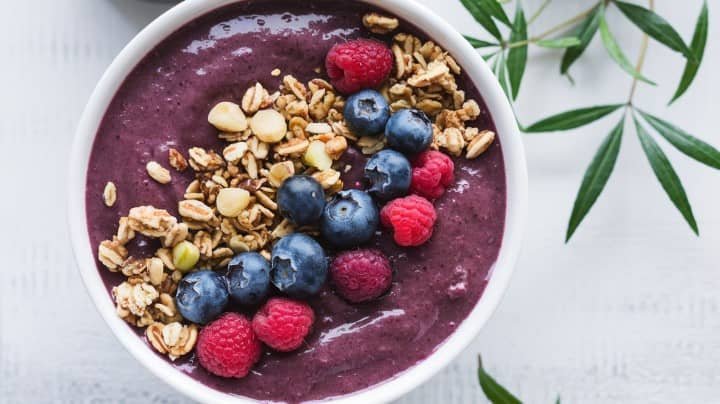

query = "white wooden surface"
[1,0,718,402]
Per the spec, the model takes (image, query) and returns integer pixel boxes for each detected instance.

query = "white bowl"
[68,0,527,402]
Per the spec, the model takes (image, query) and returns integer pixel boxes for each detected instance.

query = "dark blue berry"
[364,149,411,201]
[343,89,390,136]
[271,233,328,298]
[175,270,229,324]
[385,108,433,155]
[277,175,325,226]
[321,189,379,248]
[226,252,271,306]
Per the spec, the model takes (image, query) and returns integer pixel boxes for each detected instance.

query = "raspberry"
[325,39,393,94]
[252,298,314,352]
[196,312,262,378]
[330,249,393,303]
[380,195,437,247]
[410,151,455,200]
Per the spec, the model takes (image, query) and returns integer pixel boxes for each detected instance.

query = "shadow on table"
[106,0,179,31]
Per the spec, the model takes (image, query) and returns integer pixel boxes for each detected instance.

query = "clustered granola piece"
[96,13,496,361]
[381,32,495,159]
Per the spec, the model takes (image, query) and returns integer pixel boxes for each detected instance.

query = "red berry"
[380,195,437,247]
[196,312,262,378]
[410,151,455,199]
[330,249,393,303]
[325,39,393,94]
[252,298,314,352]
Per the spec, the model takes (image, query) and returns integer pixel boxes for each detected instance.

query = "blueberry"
[385,108,433,155]
[343,89,390,136]
[226,252,271,306]
[277,175,325,226]
[271,233,328,298]
[321,189,379,248]
[364,149,411,201]
[176,270,229,324]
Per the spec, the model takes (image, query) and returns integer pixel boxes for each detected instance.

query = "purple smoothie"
[85,1,506,402]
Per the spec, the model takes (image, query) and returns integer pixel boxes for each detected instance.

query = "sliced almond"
[466,130,495,159]
[178,200,214,222]
[216,188,250,217]
[146,161,171,184]
[222,142,248,163]
[208,101,248,132]
[103,182,117,207]
[250,109,287,143]
[305,122,332,134]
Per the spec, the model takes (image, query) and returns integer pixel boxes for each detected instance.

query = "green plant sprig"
[477,355,560,404]
[461,0,711,241]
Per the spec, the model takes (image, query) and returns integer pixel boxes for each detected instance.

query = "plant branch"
[528,0,552,26]
[532,1,601,41]
[502,1,602,49]
[628,0,654,104]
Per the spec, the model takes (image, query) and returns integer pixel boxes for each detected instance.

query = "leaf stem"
[627,0,654,104]
[528,0,552,26]
[502,1,602,50]
[532,1,602,41]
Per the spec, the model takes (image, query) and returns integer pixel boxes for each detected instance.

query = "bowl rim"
[68,0,528,402]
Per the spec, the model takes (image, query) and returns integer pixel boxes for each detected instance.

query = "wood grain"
[1,0,718,403]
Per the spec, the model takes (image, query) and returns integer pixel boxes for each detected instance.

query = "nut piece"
[113,281,159,317]
[208,101,248,132]
[250,109,287,143]
[466,130,495,159]
[168,148,188,171]
[103,182,117,207]
[146,161,172,184]
[325,136,348,160]
[172,240,200,272]
[147,257,165,286]
[305,122,332,134]
[222,142,248,163]
[128,206,178,238]
[216,188,251,217]
[303,140,333,170]
[242,82,270,114]
[312,169,341,189]
[116,217,135,245]
[146,322,198,360]
[98,238,128,271]
[163,223,189,248]
[178,200,214,222]
[268,161,295,187]
[363,12,400,34]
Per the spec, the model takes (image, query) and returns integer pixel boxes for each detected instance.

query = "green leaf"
[615,1,693,58]
[524,104,624,133]
[507,5,527,100]
[478,356,522,404]
[484,52,499,62]
[637,110,720,169]
[634,115,698,235]
[566,118,624,241]
[464,35,499,48]
[461,0,503,40]
[480,0,512,27]
[494,51,512,99]
[536,37,582,48]
[561,5,601,75]
[599,9,656,85]
[670,0,708,104]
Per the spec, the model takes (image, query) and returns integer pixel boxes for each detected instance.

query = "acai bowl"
[68,0,527,402]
